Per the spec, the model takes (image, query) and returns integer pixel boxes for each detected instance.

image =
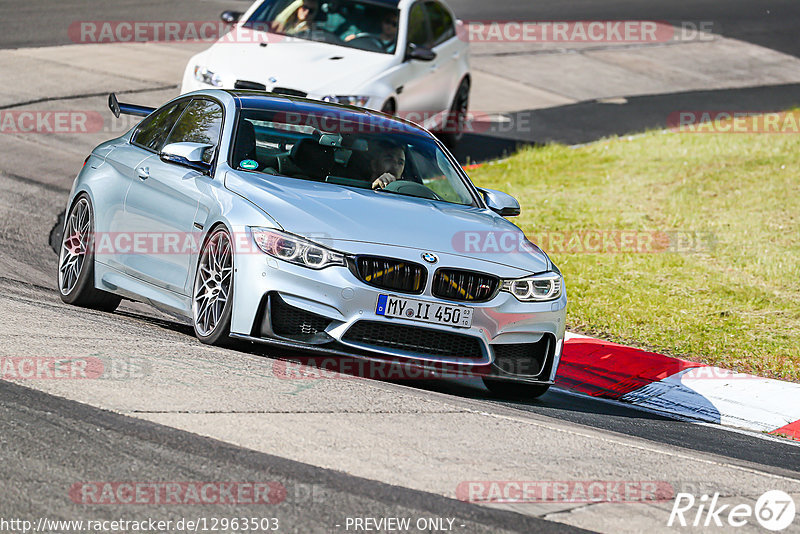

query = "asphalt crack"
[0,84,177,111]
[0,170,71,194]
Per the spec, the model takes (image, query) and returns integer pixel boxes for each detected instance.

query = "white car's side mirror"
[406,43,437,62]
[220,10,242,24]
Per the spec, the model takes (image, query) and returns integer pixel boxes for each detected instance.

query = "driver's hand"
[372,172,397,189]
[345,34,356,41]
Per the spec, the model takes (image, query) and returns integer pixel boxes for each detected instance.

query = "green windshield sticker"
[240,159,258,170]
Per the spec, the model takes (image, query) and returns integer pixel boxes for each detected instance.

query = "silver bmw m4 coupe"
[58,89,566,398]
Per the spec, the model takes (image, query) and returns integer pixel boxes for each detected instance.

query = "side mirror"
[478,188,521,216]
[220,10,243,24]
[405,43,436,62]
[160,142,213,174]
[108,93,121,118]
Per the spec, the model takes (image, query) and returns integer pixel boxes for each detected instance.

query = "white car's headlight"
[250,228,346,269]
[501,272,563,302]
[321,95,371,108]
[194,66,222,87]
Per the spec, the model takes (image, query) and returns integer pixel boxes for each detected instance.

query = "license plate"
[375,295,473,328]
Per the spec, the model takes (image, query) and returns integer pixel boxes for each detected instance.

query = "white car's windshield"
[231,108,477,206]
[243,0,400,54]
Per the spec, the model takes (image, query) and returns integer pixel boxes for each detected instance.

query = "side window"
[131,100,189,152]
[164,99,224,164]
[425,1,455,46]
[407,2,431,48]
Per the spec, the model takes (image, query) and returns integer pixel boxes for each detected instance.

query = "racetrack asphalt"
[0,379,584,533]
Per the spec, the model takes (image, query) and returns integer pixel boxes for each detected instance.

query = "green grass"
[469,127,800,381]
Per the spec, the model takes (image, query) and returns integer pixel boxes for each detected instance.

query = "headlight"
[501,272,563,302]
[250,228,346,269]
[193,66,222,87]
[321,95,371,108]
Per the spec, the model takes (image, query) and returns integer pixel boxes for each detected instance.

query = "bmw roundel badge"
[421,252,438,264]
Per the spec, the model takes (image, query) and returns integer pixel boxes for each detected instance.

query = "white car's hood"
[201,32,394,95]
[225,172,550,274]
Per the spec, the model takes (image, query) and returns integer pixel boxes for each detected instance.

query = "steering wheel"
[382,180,443,201]
[348,32,375,40]
[347,33,387,51]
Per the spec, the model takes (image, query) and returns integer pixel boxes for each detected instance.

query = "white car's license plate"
[375,295,473,328]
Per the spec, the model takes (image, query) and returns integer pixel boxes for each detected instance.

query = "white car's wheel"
[192,226,235,345]
[58,194,121,311]
[439,78,470,148]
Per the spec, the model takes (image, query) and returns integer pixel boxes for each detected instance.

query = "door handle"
[136,166,150,180]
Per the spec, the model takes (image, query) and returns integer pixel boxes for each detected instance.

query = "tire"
[438,78,470,149]
[482,378,551,400]
[192,226,235,346]
[58,194,121,312]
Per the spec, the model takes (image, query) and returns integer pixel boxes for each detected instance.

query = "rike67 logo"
[669,490,796,531]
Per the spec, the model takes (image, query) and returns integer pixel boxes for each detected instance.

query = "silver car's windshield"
[231,109,477,207]
[243,0,400,54]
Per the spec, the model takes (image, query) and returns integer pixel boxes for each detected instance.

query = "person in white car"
[273,0,319,34]
[344,11,399,53]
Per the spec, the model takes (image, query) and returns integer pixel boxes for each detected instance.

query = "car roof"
[226,90,433,138]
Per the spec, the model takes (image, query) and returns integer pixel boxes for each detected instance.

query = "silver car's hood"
[226,172,550,273]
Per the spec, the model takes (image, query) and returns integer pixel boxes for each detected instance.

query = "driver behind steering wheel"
[344,12,398,53]
[370,139,405,190]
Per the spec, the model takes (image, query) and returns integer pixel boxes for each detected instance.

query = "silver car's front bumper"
[230,244,567,383]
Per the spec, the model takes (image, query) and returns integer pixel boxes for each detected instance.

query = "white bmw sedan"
[181,0,470,145]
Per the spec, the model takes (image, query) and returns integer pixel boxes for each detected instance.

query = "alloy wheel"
[58,198,90,295]
[192,229,233,337]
